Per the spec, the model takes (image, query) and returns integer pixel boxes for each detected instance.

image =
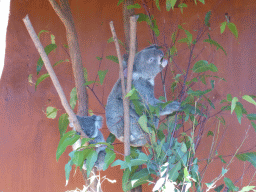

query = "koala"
[105,45,180,147]
[70,115,106,170]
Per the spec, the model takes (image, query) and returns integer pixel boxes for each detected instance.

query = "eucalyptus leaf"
[86,150,98,177]
[103,148,116,171]
[205,11,211,27]
[36,44,57,74]
[35,73,50,90]
[242,95,256,106]
[56,131,80,161]
[70,87,77,110]
[227,22,238,38]
[46,106,58,119]
[220,22,227,34]
[138,115,149,133]
[106,55,119,63]
[59,113,69,138]
[236,152,256,168]
[203,39,227,55]
[98,70,108,85]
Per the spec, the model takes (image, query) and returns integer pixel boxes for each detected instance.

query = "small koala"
[70,115,106,170]
[105,45,180,147]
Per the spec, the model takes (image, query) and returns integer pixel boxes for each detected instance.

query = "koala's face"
[133,45,167,79]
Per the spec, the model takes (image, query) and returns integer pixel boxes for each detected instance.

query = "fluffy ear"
[95,116,103,130]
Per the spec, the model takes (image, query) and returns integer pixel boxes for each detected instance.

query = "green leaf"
[169,46,177,56]
[138,115,149,133]
[59,113,69,138]
[106,55,119,63]
[205,11,211,27]
[178,38,189,44]
[107,37,125,46]
[207,131,214,137]
[28,74,33,84]
[137,13,150,23]
[83,67,88,81]
[220,22,227,34]
[227,94,232,102]
[35,73,50,90]
[36,44,57,74]
[130,168,150,188]
[53,59,69,67]
[217,116,226,125]
[240,186,255,192]
[84,80,96,86]
[171,31,177,43]
[81,138,92,146]
[185,30,192,43]
[192,60,218,73]
[98,70,108,85]
[203,39,227,55]
[166,0,177,11]
[178,3,187,13]
[187,89,212,97]
[38,30,49,40]
[231,97,238,114]
[70,87,77,110]
[218,155,226,163]
[243,95,256,106]
[199,0,205,4]
[221,168,228,175]
[117,0,124,6]
[151,19,160,37]
[46,106,58,119]
[251,122,256,132]
[169,161,182,181]
[72,150,87,167]
[112,159,128,169]
[96,56,102,60]
[106,133,116,143]
[234,105,242,124]
[127,3,141,9]
[247,114,256,120]
[204,96,215,109]
[56,131,80,161]
[65,160,72,186]
[126,87,136,98]
[50,34,55,44]
[236,152,256,168]
[224,177,239,191]
[103,148,116,171]
[154,0,160,10]
[227,22,238,38]
[214,184,224,192]
[86,150,98,177]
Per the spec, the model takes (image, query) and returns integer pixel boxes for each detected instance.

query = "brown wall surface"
[0,0,255,191]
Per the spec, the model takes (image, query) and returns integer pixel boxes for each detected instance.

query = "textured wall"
[0,0,255,191]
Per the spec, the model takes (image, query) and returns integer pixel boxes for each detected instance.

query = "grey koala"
[105,45,180,147]
[70,115,106,170]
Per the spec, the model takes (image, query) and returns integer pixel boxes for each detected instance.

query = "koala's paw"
[169,101,181,113]
[161,101,181,116]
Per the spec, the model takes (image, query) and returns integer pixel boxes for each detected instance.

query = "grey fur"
[106,45,180,147]
[70,115,106,170]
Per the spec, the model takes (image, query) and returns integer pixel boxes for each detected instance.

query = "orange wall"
[0,0,255,191]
